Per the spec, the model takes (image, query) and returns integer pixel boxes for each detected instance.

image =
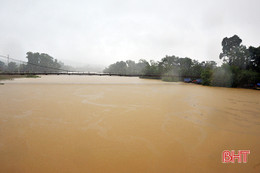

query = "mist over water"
[0,76,260,172]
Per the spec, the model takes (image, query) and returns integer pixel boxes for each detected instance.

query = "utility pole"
[18,61,20,74]
[7,54,9,65]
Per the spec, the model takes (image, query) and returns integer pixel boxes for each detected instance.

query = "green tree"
[126,60,137,74]
[25,52,61,72]
[178,57,192,77]
[237,70,260,87]
[219,35,249,69]
[103,61,127,74]
[158,55,179,74]
[212,64,233,87]
[0,60,6,72]
[7,62,18,72]
[248,46,260,72]
[136,59,148,74]
[142,60,161,78]
[201,68,212,86]
[103,59,148,75]
[26,52,40,72]
[190,60,203,78]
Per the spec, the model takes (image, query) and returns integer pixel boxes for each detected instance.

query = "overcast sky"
[0,0,259,67]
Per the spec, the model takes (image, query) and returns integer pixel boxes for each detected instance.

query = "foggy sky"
[0,0,260,67]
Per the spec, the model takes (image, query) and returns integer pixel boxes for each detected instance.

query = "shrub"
[201,68,212,86]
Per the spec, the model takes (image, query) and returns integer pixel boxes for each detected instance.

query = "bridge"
[0,72,201,80]
[0,54,200,79]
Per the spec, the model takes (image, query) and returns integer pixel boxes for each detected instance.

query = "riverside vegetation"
[104,35,260,88]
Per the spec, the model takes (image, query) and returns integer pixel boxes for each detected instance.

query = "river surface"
[0,76,260,173]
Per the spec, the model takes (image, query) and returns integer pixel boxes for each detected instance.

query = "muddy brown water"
[0,76,259,173]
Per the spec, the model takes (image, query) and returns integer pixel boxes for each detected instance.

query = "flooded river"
[0,76,260,172]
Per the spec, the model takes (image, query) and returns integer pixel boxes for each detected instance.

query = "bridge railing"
[0,71,201,79]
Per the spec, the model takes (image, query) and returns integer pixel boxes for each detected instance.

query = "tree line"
[0,52,70,73]
[104,35,260,88]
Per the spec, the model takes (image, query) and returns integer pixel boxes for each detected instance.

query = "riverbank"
[141,76,260,90]
[0,74,40,81]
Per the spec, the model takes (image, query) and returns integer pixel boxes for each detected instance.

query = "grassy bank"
[0,75,40,81]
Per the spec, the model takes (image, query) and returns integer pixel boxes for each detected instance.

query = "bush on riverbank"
[201,68,213,86]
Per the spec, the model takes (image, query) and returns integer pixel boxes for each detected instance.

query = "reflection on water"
[0,76,260,173]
